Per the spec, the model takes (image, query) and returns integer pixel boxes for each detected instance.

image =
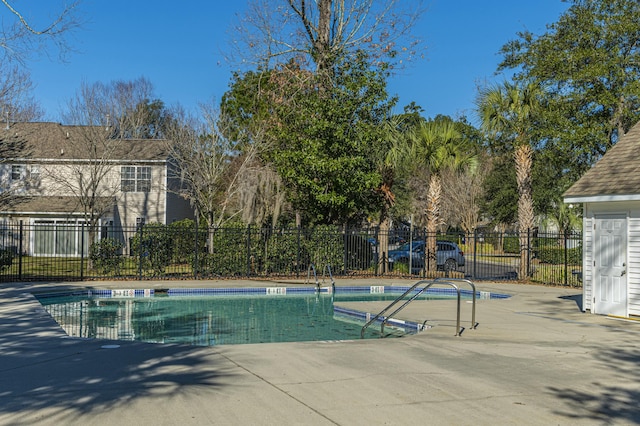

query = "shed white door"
[594,216,627,316]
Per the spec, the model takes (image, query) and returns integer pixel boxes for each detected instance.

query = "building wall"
[583,200,640,316]
[583,215,593,312]
[0,160,184,228]
[116,164,167,228]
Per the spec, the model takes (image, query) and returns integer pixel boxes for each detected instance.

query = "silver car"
[388,240,465,272]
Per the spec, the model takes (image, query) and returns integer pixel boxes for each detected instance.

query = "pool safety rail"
[360,278,478,338]
[306,263,336,292]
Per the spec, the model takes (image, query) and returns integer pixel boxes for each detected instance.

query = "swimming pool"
[36,286,508,346]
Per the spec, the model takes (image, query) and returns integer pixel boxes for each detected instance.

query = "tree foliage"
[480,154,517,227]
[498,0,640,182]
[269,54,394,224]
[223,53,395,225]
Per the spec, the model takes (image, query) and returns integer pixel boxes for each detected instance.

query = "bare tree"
[229,0,423,76]
[442,155,490,232]
[440,158,490,253]
[235,160,287,228]
[109,77,165,139]
[69,77,161,138]
[164,104,280,254]
[0,66,43,122]
[0,66,44,206]
[0,0,82,64]
[58,82,125,236]
[56,78,163,256]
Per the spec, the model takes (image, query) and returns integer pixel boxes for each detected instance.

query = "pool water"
[37,292,414,346]
[36,286,496,346]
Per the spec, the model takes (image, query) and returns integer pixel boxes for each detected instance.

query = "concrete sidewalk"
[1,279,639,425]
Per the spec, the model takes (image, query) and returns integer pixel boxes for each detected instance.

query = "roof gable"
[563,121,640,200]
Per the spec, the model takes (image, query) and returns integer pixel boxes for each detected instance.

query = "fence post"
[193,218,199,279]
[137,223,144,280]
[80,222,85,280]
[18,220,23,281]
[374,226,380,276]
[564,229,569,286]
[340,226,346,276]
[296,226,301,278]
[527,228,531,278]
[246,224,251,277]
[472,228,477,280]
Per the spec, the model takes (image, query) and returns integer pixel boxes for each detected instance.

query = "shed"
[564,122,640,318]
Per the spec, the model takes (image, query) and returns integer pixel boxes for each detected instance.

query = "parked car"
[387,240,465,272]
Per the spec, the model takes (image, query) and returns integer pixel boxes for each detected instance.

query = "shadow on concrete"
[559,293,583,311]
[548,343,640,423]
[0,286,236,424]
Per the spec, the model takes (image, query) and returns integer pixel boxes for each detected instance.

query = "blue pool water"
[36,286,507,346]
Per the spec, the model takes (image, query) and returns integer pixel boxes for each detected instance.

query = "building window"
[136,166,151,192]
[28,165,40,181]
[26,165,40,188]
[10,164,40,189]
[121,166,151,192]
[11,165,24,181]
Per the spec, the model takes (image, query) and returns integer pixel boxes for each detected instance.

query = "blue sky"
[25,0,570,123]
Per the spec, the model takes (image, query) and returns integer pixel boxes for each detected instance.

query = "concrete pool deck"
[1,278,639,425]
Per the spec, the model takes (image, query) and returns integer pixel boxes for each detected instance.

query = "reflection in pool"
[36,289,428,346]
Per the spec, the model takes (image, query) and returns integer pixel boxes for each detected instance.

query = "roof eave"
[564,194,640,204]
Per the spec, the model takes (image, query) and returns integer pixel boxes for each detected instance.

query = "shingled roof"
[0,196,114,215]
[564,121,640,202]
[0,122,169,161]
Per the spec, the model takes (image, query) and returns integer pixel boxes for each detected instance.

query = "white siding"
[583,216,593,312]
[628,215,640,316]
[583,201,640,317]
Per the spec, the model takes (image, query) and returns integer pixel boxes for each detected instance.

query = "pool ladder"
[360,278,478,338]
[306,263,336,293]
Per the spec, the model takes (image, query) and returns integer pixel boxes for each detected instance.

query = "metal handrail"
[433,277,478,330]
[323,264,336,293]
[380,281,461,336]
[361,279,478,338]
[306,263,336,293]
[360,280,431,338]
[306,264,319,290]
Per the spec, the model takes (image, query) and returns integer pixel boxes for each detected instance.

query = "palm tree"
[476,81,542,279]
[542,201,582,244]
[409,118,477,273]
[373,116,412,273]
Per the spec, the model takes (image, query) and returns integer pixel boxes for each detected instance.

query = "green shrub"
[392,259,411,275]
[263,229,306,274]
[169,219,206,264]
[130,223,173,275]
[197,223,261,276]
[304,225,344,272]
[535,246,582,265]
[503,236,521,254]
[90,238,124,274]
[0,248,14,270]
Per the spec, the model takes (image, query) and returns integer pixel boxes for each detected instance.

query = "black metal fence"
[0,221,583,286]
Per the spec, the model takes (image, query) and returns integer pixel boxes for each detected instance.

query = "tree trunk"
[425,174,442,272]
[515,144,534,279]
[378,216,390,273]
[315,0,333,80]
